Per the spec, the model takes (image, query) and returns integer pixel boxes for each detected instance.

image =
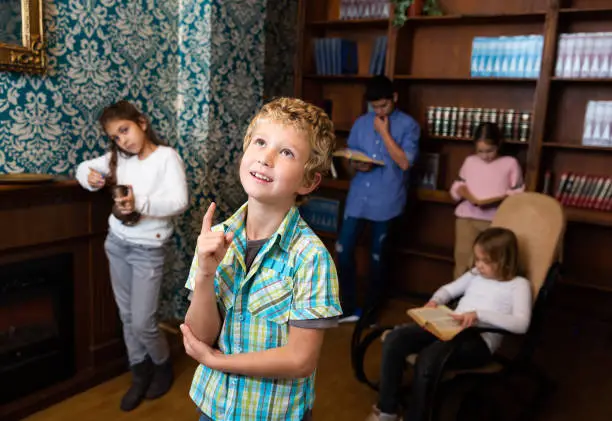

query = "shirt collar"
[221,202,300,254]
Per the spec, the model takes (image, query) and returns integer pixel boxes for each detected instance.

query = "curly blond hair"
[243,97,336,186]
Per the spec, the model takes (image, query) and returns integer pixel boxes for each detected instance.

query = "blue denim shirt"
[344,110,420,222]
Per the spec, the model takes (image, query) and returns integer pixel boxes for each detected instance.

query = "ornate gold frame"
[0,0,46,74]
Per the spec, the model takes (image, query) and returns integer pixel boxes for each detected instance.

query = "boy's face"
[240,119,319,206]
[369,93,397,117]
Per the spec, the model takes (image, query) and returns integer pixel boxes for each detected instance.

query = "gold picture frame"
[0,0,46,74]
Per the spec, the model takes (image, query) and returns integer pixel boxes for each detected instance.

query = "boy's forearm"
[184,275,221,346]
[210,345,318,379]
[381,132,409,170]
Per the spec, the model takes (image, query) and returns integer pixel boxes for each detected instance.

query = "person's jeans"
[378,324,491,420]
[336,216,392,316]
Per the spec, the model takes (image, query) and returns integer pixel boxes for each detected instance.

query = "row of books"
[426,106,532,142]
[339,0,390,20]
[554,172,612,211]
[312,36,387,76]
[555,32,612,79]
[582,101,612,147]
[470,35,544,78]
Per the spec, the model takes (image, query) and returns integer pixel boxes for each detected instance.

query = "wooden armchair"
[350,192,566,420]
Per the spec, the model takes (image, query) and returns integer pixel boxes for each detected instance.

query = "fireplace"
[0,254,75,405]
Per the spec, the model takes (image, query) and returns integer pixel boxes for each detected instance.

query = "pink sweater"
[449,155,525,221]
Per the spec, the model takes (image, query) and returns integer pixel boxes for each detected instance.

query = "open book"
[407,305,463,341]
[460,186,506,207]
[333,148,385,166]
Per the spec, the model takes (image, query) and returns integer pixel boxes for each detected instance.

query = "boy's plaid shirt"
[185,203,342,420]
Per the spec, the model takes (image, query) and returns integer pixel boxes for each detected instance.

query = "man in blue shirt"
[337,75,420,323]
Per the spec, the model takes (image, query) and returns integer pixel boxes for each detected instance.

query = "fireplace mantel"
[0,179,126,420]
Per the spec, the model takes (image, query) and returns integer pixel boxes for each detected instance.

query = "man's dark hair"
[365,75,395,102]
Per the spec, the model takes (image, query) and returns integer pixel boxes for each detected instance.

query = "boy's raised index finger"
[201,202,216,233]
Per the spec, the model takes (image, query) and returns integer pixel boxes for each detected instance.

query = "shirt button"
[376,140,380,144]
[373,154,377,158]
[239,314,244,321]
[366,182,370,187]
[236,346,242,353]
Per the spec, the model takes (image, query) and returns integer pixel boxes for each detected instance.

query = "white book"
[603,102,612,146]
[555,34,567,77]
[604,33,612,78]
[580,33,594,78]
[583,101,596,146]
[593,101,606,145]
[562,34,576,78]
[571,33,585,78]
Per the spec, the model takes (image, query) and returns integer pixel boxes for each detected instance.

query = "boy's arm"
[378,116,420,171]
[182,324,325,378]
[182,248,341,379]
[184,260,222,347]
[184,203,231,346]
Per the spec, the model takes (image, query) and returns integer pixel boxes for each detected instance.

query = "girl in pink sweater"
[449,122,525,278]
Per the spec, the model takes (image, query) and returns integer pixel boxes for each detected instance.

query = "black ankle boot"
[145,358,174,399]
[120,358,153,411]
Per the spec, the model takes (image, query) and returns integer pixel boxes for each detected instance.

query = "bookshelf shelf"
[416,189,454,204]
[303,74,374,81]
[394,75,538,83]
[396,245,454,263]
[542,142,612,152]
[564,207,612,227]
[320,177,350,191]
[306,18,388,29]
[551,77,612,83]
[427,134,528,145]
[404,12,546,25]
[559,8,612,18]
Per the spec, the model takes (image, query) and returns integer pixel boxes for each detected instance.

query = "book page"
[410,307,455,323]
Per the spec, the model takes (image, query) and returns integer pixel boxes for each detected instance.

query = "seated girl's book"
[406,305,463,341]
[333,148,385,166]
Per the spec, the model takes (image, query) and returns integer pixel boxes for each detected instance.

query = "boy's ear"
[297,172,322,196]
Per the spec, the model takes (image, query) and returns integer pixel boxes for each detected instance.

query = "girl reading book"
[366,227,532,421]
[450,122,525,279]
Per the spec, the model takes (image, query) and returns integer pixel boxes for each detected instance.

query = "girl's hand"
[424,300,438,308]
[181,323,223,367]
[451,311,478,329]
[196,202,234,279]
[115,185,135,214]
[88,168,105,188]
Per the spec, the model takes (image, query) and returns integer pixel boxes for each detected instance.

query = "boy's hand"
[88,168,105,188]
[451,311,478,329]
[196,202,234,279]
[374,115,390,136]
[350,160,372,172]
[181,323,223,367]
[424,300,438,308]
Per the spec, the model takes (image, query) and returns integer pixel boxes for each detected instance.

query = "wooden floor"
[26,290,612,421]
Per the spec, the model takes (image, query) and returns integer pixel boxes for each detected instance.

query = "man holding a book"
[336,75,420,324]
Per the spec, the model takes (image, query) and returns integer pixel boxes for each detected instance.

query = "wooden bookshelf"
[295,0,612,297]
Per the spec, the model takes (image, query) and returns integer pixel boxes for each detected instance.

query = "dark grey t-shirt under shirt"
[246,238,339,329]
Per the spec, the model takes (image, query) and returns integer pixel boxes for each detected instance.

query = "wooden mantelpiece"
[0,179,127,420]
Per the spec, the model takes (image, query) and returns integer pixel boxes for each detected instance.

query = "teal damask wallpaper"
[0,0,298,319]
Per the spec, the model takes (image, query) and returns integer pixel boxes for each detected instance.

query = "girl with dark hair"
[75,100,188,411]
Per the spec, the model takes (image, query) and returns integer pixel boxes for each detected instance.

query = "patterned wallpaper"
[0,0,296,319]
[263,0,298,101]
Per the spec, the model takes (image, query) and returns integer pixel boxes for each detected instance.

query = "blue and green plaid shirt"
[185,203,342,420]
